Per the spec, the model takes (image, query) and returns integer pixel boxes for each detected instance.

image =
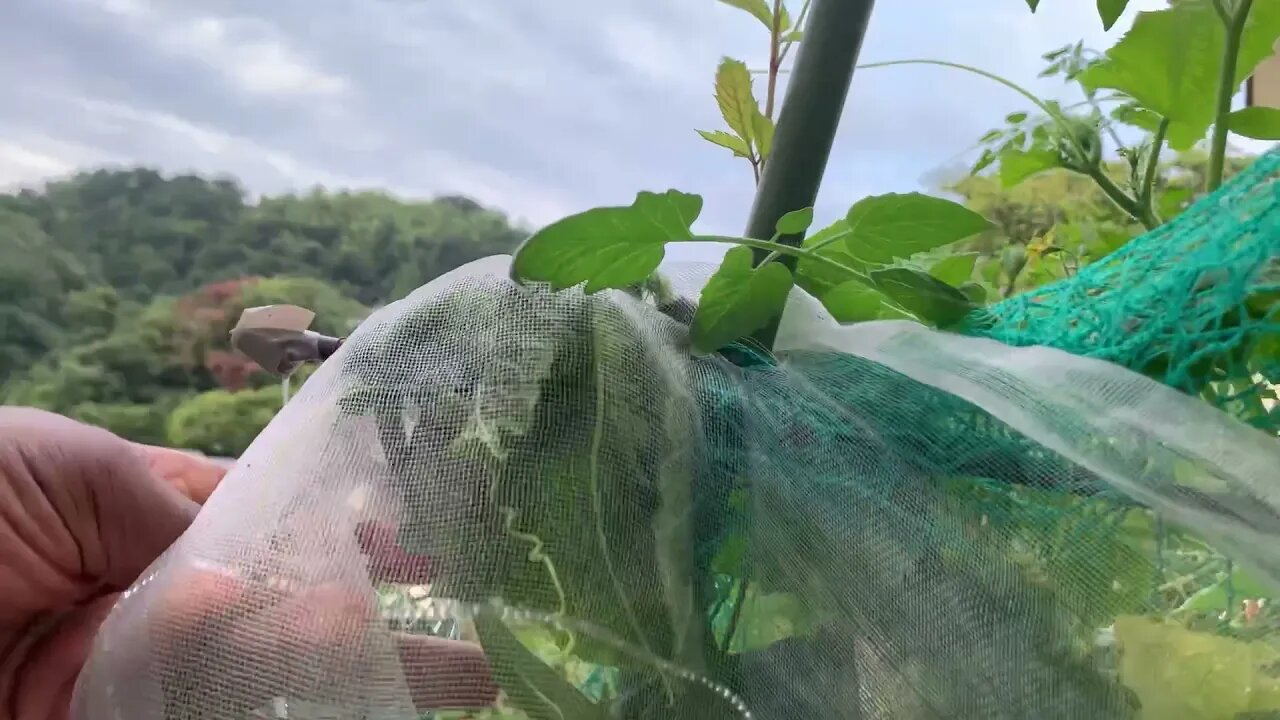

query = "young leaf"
[715,58,760,147]
[752,108,775,159]
[697,129,752,158]
[1227,107,1280,140]
[691,246,794,353]
[474,614,610,720]
[999,148,1062,188]
[1006,111,1028,124]
[1079,0,1280,150]
[929,253,979,286]
[716,0,774,29]
[1096,0,1130,31]
[869,267,975,327]
[511,190,701,293]
[1025,0,1041,11]
[775,207,815,236]
[783,29,804,42]
[820,280,885,323]
[793,219,863,299]
[843,193,993,265]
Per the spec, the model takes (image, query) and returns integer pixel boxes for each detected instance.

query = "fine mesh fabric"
[72,151,1280,719]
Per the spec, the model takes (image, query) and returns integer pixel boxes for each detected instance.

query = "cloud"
[0,0,1269,236]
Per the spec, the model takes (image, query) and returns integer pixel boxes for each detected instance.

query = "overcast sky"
[0,0,1271,244]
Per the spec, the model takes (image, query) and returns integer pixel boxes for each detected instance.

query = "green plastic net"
[73,148,1280,719]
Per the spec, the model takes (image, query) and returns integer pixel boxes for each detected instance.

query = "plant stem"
[1089,166,1157,229]
[1207,0,1254,192]
[688,234,868,280]
[1138,117,1170,222]
[743,0,877,349]
[721,580,750,653]
[777,0,812,65]
[765,0,783,120]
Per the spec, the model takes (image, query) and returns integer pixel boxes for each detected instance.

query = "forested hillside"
[0,168,527,453]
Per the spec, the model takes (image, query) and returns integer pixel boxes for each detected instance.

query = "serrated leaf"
[930,253,979,286]
[869,266,975,327]
[691,246,793,353]
[1079,0,1280,150]
[775,207,814,236]
[999,148,1062,188]
[511,190,701,292]
[716,0,774,29]
[793,219,863,299]
[820,280,885,323]
[843,192,994,265]
[1097,0,1130,30]
[697,129,751,158]
[475,614,609,720]
[715,58,760,149]
[1228,107,1280,140]
[752,108,775,158]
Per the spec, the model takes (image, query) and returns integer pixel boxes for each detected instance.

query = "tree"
[166,387,284,456]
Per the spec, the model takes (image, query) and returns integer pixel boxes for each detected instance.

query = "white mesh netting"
[72,256,1280,719]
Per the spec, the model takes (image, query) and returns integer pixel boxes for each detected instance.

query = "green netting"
[72,149,1280,720]
[963,145,1280,431]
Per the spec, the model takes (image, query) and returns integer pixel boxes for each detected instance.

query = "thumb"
[0,408,200,594]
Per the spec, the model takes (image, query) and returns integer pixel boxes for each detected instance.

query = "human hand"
[0,408,497,720]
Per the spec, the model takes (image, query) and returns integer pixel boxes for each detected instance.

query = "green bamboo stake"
[746,0,877,348]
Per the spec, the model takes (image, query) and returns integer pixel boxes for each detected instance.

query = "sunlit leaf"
[1115,616,1280,719]
[511,190,701,292]
[691,247,794,353]
[930,253,980,286]
[752,108,775,159]
[1227,107,1280,140]
[999,148,1062,188]
[844,193,993,265]
[1080,0,1280,149]
[714,58,761,149]
[697,129,751,158]
[819,280,885,323]
[775,207,814,236]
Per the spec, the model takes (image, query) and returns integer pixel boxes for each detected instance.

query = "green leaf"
[820,280,885,323]
[716,0,774,29]
[1110,102,1164,133]
[775,207,814,236]
[1025,0,1040,11]
[843,193,993,265]
[778,4,792,30]
[1096,0,1130,31]
[793,219,862,299]
[929,253,979,286]
[999,148,1062,188]
[783,29,803,42]
[691,247,794,353]
[714,58,760,149]
[1006,111,1028,124]
[474,614,609,720]
[511,190,701,292]
[1228,107,1280,140]
[868,267,975,327]
[751,108,775,159]
[696,129,751,158]
[1080,0,1280,150]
